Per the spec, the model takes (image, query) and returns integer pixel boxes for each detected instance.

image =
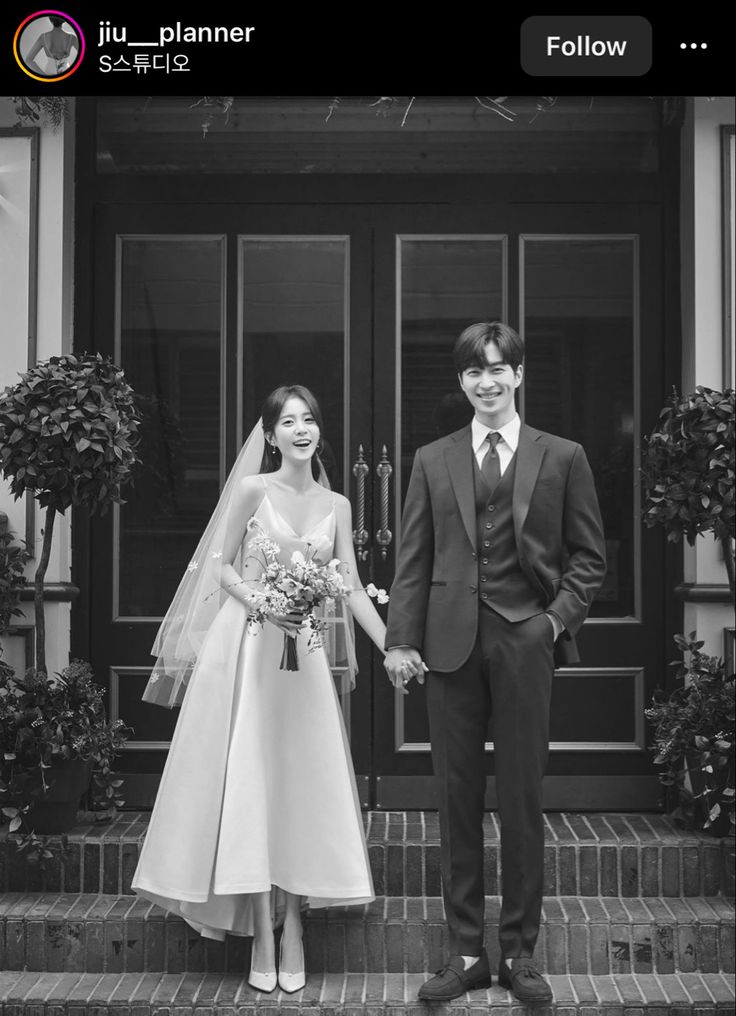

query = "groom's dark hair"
[453,321,525,374]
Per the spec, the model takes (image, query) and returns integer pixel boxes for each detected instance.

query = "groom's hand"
[384,646,427,695]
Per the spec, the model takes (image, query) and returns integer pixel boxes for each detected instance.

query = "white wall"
[0,96,75,676]
[680,96,735,656]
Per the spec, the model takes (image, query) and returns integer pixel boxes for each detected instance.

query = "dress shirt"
[471,413,521,475]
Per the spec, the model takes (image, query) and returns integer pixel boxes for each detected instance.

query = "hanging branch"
[325,97,341,122]
[189,96,234,139]
[400,97,415,127]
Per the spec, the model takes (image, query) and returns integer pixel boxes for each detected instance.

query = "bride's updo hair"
[259,384,325,479]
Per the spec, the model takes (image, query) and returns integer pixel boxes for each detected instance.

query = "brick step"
[2,812,733,898]
[1,893,733,976]
[0,969,734,1014]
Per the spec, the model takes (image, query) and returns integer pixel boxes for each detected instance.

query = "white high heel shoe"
[278,933,306,993]
[248,946,277,993]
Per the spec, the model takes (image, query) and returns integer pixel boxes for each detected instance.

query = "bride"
[132,385,397,993]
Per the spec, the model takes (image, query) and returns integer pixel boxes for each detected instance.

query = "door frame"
[71,99,683,810]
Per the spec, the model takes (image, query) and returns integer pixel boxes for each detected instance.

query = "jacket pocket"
[430,580,447,587]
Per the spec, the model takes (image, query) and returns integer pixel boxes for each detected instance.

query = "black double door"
[85,199,664,809]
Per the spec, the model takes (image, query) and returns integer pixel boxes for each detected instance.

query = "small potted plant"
[0,353,140,837]
[1,660,132,837]
[641,386,735,833]
[646,633,734,834]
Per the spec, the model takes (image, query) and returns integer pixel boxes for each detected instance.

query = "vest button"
[481,592,488,599]
[481,576,488,582]
[482,558,489,565]
[485,522,492,529]
[488,505,495,512]
[483,541,490,548]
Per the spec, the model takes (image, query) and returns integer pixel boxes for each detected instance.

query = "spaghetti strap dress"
[131,483,374,938]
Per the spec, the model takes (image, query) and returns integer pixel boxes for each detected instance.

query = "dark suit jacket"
[385,423,607,672]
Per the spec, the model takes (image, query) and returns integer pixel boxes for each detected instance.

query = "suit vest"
[474,452,544,621]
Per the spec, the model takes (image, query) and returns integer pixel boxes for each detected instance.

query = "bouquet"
[241,518,388,670]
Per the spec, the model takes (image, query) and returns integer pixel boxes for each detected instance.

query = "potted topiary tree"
[641,385,735,834]
[642,386,734,593]
[0,353,140,836]
[0,353,141,673]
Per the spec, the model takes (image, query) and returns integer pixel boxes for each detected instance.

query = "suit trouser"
[425,607,554,958]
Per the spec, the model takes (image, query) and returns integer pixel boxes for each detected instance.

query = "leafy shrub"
[0,523,29,636]
[642,386,734,589]
[0,660,132,836]
[646,633,735,833]
[0,353,140,514]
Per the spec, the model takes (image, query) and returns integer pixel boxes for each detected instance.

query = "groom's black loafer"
[417,953,492,1001]
[498,957,553,1005]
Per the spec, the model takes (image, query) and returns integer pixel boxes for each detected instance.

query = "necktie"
[481,432,502,492]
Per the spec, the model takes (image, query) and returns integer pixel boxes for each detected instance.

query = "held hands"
[384,647,428,696]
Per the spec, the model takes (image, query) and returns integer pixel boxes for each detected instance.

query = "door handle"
[375,445,393,561]
[352,444,370,561]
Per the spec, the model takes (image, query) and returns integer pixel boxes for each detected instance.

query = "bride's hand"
[267,610,304,636]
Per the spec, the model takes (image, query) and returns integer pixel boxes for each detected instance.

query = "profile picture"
[14,11,85,82]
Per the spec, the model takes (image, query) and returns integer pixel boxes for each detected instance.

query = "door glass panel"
[116,237,224,618]
[239,237,348,492]
[522,236,638,618]
[398,237,506,501]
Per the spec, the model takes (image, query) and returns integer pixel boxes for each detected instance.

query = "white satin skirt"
[131,598,374,939]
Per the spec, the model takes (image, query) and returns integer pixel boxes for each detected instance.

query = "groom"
[384,322,606,1005]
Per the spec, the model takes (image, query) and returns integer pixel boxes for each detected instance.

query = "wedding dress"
[131,480,374,939]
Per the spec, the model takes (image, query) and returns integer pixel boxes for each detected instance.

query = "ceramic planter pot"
[23,757,93,834]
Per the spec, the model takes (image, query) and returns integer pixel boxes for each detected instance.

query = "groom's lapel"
[512,424,546,546]
[444,427,476,550]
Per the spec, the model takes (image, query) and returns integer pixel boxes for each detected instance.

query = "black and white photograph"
[1,91,734,1012]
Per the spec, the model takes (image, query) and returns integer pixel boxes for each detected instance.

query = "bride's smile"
[270,396,321,464]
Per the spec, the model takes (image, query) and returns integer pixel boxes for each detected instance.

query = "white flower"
[187,560,199,572]
[291,550,306,567]
[327,558,341,571]
[250,533,280,559]
[211,550,223,560]
[366,582,389,604]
